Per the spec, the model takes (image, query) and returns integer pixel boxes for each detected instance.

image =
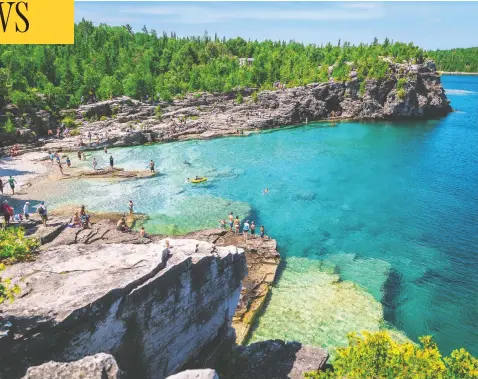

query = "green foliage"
[397,88,406,100]
[397,77,407,90]
[0,227,39,263]
[9,90,40,110]
[70,129,80,136]
[0,227,36,304]
[100,116,108,121]
[359,81,367,96]
[251,91,259,103]
[0,263,20,304]
[193,93,202,99]
[0,228,38,264]
[305,331,477,379]
[154,105,162,119]
[0,26,434,112]
[236,93,243,104]
[429,47,478,72]
[61,116,77,128]
[3,118,15,134]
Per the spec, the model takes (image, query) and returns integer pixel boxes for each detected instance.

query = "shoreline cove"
[1,75,477,376]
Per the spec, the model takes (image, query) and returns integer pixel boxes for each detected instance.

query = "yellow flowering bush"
[0,263,20,304]
[306,331,477,379]
[0,227,39,263]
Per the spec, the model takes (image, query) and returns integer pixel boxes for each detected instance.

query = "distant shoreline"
[439,71,478,76]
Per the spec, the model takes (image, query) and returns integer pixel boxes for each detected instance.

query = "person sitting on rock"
[116,216,130,232]
[79,205,90,228]
[70,211,82,228]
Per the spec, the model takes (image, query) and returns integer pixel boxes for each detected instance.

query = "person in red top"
[1,200,13,227]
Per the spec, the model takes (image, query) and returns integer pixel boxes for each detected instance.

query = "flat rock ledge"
[0,239,247,379]
[183,229,280,344]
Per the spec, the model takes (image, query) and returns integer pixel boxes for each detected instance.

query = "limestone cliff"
[0,240,247,379]
[8,60,451,155]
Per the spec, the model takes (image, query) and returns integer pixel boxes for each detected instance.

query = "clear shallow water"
[45,76,477,355]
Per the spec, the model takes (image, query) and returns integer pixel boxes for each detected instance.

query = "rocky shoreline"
[1,60,451,157]
[0,211,327,379]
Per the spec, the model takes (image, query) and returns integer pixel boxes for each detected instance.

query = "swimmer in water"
[262,188,269,194]
[183,160,191,166]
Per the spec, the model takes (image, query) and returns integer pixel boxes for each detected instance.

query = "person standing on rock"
[8,176,16,195]
[66,156,71,168]
[92,158,98,171]
[2,200,11,227]
[88,131,92,144]
[149,160,155,173]
[37,202,48,226]
[234,216,240,234]
[260,225,265,239]
[23,202,30,221]
[243,220,250,241]
[228,212,234,231]
[250,221,256,238]
[109,155,114,169]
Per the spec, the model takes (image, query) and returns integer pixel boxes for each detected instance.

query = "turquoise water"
[45,76,477,355]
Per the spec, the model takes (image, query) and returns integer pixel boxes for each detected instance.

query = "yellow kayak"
[190,177,207,183]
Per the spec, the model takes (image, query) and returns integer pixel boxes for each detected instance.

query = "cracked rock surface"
[0,239,246,379]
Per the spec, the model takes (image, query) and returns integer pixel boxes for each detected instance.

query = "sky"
[75,1,478,50]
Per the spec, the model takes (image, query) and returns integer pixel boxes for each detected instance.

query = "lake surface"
[46,75,478,355]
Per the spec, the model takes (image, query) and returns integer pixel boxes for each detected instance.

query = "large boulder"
[221,340,329,379]
[22,353,121,379]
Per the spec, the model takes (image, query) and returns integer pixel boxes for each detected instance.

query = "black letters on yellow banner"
[0,2,29,33]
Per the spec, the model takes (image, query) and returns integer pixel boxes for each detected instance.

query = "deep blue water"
[42,75,478,355]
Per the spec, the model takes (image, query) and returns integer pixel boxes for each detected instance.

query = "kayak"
[190,177,207,183]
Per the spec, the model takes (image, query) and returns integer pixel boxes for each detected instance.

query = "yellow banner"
[0,0,74,44]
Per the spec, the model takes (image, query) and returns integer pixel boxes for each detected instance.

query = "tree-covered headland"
[0,20,476,122]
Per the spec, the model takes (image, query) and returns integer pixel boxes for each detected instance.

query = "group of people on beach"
[219,212,265,241]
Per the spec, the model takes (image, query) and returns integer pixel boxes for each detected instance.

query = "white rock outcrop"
[0,239,247,379]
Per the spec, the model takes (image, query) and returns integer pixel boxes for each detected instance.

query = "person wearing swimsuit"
[234,216,240,234]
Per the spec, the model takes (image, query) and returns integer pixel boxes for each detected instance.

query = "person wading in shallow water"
[149,160,155,173]
[109,155,114,169]
[129,200,134,214]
